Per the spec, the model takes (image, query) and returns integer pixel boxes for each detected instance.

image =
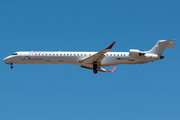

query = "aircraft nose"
[3,58,6,62]
[3,56,11,63]
[3,58,7,62]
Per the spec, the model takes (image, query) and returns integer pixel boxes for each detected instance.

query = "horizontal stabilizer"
[167,43,175,48]
[166,39,176,48]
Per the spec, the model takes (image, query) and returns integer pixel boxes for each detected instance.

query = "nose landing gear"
[10,63,13,69]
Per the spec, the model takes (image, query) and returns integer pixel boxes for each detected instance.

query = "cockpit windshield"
[11,53,18,55]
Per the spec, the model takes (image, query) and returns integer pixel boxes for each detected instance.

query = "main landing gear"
[10,63,13,69]
[93,64,98,74]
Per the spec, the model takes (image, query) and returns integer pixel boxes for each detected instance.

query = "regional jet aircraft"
[3,39,175,74]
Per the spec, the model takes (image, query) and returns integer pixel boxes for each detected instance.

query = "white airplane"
[3,39,175,74]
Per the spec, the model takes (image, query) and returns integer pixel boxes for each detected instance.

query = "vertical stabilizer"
[146,39,176,55]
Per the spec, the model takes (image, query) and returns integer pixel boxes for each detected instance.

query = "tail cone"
[160,56,164,59]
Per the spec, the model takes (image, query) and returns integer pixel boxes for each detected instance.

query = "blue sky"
[0,0,180,120]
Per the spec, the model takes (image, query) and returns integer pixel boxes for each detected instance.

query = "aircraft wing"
[81,65,116,72]
[79,41,116,64]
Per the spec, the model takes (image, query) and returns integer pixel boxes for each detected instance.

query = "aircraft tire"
[93,69,97,74]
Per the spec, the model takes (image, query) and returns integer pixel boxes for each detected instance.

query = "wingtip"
[110,67,116,72]
[106,41,116,49]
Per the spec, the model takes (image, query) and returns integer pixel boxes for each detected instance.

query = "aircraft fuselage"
[3,51,159,66]
[3,40,175,74]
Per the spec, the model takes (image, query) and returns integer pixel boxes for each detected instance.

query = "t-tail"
[146,39,176,58]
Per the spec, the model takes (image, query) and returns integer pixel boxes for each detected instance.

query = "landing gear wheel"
[93,64,98,74]
[93,69,97,74]
[10,63,13,69]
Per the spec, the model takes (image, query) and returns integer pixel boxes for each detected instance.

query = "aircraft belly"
[101,57,141,66]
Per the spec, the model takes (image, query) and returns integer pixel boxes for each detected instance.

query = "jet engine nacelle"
[129,49,145,57]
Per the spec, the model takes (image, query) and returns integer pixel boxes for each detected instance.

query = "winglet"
[106,41,116,49]
[109,67,116,72]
